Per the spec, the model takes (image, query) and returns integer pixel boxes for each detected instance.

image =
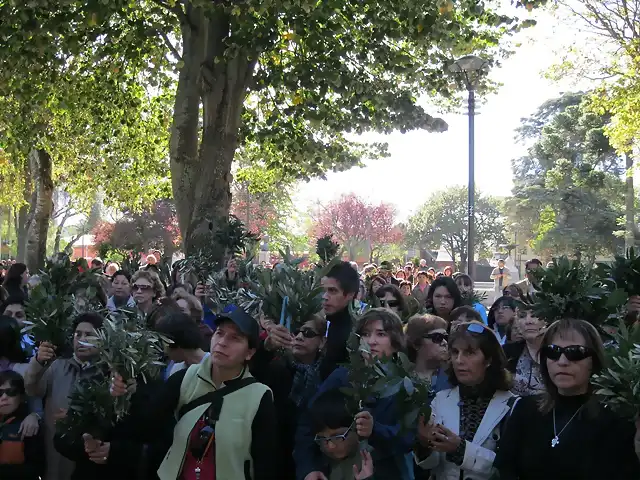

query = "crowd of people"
[0,254,639,480]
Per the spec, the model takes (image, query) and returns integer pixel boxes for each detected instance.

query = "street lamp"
[449,55,489,279]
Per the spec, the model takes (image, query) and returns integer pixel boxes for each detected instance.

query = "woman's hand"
[265,325,292,351]
[83,433,110,464]
[36,341,56,364]
[417,414,435,447]
[355,411,374,438]
[18,412,40,438]
[430,424,462,453]
[353,449,374,479]
[110,372,136,397]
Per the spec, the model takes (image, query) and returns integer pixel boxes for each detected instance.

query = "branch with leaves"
[341,331,432,434]
[527,256,617,325]
[24,253,103,349]
[56,375,114,440]
[593,321,640,419]
[92,308,167,420]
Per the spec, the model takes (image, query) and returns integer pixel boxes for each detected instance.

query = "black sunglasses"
[293,328,321,339]
[380,299,400,308]
[0,387,20,397]
[132,284,153,292]
[542,344,594,362]
[424,332,448,344]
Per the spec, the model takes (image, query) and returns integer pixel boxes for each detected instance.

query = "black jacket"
[319,307,352,381]
[251,346,296,479]
[0,409,45,480]
[54,376,171,480]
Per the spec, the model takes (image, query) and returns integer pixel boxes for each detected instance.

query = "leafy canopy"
[0,0,539,191]
[507,93,624,258]
[406,186,506,267]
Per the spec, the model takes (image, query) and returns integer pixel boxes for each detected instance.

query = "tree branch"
[159,30,182,61]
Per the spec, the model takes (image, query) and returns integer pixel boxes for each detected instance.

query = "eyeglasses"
[132,284,152,292]
[0,387,19,397]
[542,344,594,362]
[380,299,399,308]
[424,332,448,344]
[314,421,355,446]
[293,328,321,339]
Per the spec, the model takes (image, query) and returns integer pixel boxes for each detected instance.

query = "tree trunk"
[625,152,636,252]
[170,7,257,259]
[25,149,54,271]
[15,162,32,262]
[53,209,73,254]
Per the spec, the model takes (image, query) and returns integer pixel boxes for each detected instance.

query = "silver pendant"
[551,436,559,448]
[195,466,201,480]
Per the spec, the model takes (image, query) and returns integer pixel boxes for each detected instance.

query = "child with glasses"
[308,389,373,480]
[0,370,44,480]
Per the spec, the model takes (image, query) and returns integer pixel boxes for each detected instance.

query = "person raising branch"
[111,306,277,480]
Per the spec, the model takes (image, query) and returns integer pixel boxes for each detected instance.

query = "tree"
[507,93,625,260]
[0,0,539,262]
[406,186,506,271]
[92,200,181,260]
[548,0,640,250]
[0,3,174,269]
[311,193,403,261]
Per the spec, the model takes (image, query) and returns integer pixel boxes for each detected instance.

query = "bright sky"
[294,10,584,222]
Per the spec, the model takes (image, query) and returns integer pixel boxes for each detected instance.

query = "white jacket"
[415,387,515,480]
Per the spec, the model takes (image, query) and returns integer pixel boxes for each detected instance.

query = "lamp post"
[449,55,488,280]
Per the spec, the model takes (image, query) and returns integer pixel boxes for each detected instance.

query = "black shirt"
[319,306,352,381]
[495,393,640,480]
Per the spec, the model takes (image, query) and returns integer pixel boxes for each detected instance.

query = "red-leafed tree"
[311,193,403,261]
[92,200,181,259]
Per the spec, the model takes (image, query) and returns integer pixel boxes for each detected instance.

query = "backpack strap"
[177,377,258,421]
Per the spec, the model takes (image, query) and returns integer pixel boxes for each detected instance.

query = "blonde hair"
[131,269,165,299]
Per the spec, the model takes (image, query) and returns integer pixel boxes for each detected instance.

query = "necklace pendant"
[195,466,201,480]
[551,436,560,448]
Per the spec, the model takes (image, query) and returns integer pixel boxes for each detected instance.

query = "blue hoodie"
[294,366,416,480]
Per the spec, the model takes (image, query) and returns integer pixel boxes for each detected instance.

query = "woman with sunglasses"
[130,270,165,316]
[296,308,415,480]
[375,284,410,320]
[503,310,546,397]
[250,314,328,479]
[415,321,515,480]
[495,319,640,479]
[0,370,45,480]
[406,314,451,395]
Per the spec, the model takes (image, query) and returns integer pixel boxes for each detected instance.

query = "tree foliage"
[0,0,539,261]
[406,186,506,269]
[311,193,403,261]
[507,93,625,259]
[551,0,640,153]
[92,200,181,259]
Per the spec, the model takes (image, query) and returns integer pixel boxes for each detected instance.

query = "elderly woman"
[414,321,515,480]
[131,270,165,316]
